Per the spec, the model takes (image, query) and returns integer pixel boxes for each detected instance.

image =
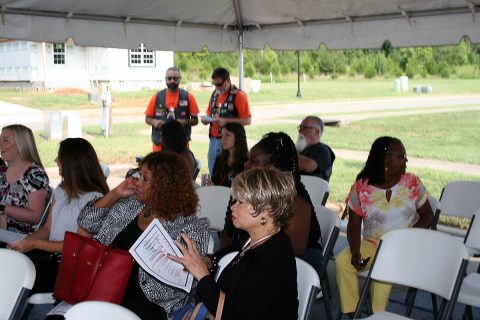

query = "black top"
[199,230,298,320]
[300,142,335,182]
[112,217,168,320]
[223,181,322,251]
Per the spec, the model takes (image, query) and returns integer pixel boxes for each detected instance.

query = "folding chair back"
[435,181,480,223]
[196,186,231,231]
[315,205,341,258]
[465,211,480,250]
[0,249,36,320]
[65,301,141,320]
[301,175,330,207]
[296,258,320,320]
[34,187,54,231]
[215,251,238,281]
[357,228,469,319]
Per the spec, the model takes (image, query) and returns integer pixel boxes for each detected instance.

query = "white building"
[0,40,173,91]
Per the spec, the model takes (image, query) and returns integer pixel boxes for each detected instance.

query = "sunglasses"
[166,76,180,81]
[297,125,317,131]
[212,79,226,87]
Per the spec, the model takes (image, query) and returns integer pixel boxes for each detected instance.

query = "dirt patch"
[53,88,87,95]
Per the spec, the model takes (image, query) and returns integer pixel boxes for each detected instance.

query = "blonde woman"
[0,124,50,234]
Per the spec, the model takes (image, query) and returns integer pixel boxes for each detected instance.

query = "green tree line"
[175,38,480,81]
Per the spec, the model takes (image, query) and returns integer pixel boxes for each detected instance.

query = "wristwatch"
[0,203,5,216]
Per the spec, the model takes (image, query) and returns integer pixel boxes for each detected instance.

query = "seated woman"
[161,120,197,178]
[0,124,50,234]
[78,151,210,320]
[209,122,248,187]
[336,136,434,318]
[170,167,298,319]
[9,138,109,293]
[220,132,323,275]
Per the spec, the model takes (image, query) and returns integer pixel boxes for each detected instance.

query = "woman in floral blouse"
[0,124,50,234]
[336,136,434,318]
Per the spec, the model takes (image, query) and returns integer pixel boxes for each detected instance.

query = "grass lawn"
[34,119,478,228]
[245,110,480,165]
[2,78,480,111]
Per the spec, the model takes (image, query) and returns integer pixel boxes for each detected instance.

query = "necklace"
[240,228,280,257]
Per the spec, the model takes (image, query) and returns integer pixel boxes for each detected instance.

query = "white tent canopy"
[0,0,479,51]
[0,0,479,88]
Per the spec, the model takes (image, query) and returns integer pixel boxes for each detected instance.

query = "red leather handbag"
[54,232,134,304]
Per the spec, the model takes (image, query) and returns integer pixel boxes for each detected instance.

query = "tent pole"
[296,50,302,98]
[238,30,244,90]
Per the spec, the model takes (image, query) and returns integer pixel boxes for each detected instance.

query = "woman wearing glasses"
[336,136,434,318]
[220,132,323,276]
[170,167,298,319]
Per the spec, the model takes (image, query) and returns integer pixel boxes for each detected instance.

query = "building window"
[129,43,155,67]
[53,43,65,64]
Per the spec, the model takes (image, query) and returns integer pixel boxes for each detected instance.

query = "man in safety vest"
[145,67,200,151]
[201,67,251,173]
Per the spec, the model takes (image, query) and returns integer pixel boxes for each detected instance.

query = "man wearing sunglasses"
[296,116,335,182]
[201,67,251,174]
[145,67,200,151]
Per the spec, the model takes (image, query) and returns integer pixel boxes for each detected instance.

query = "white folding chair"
[0,249,36,320]
[33,187,54,231]
[214,251,238,281]
[354,229,469,320]
[301,175,330,207]
[457,210,480,319]
[296,257,321,320]
[65,301,141,320]
[314,205,340,319]
[193,158,201,180]
[196,186,231,232]
[433,181,480,238]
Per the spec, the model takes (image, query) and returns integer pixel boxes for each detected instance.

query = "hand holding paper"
[168,233,210,281]
[129,219,193,292]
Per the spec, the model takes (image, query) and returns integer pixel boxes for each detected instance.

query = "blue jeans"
[208,137,223,174]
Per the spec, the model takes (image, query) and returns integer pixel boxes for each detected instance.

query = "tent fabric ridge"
[1,5,477,31]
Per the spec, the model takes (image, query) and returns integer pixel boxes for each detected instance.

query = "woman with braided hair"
[219,132,323,274]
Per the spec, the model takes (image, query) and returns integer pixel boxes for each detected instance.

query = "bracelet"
[0,203,5,216]
[206,253,218,274]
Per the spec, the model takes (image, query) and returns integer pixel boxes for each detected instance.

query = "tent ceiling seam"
[2,5,477,31]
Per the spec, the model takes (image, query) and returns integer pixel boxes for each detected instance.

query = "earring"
[260,217,266,225]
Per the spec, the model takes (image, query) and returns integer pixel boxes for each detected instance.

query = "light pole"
[296,50,302,98]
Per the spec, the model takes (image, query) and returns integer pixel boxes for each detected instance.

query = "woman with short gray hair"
[170,167,299,319]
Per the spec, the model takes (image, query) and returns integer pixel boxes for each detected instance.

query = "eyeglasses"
[386,153,408,161]
[166,76,180,81]
[297,125,317,131]
[212,79,226,87]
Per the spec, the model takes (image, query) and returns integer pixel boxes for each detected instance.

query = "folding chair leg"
[405,288,417,317]
[463,305,474,320]
[320,278,333,320]
[430,293,438,319]
[322,273,333,299]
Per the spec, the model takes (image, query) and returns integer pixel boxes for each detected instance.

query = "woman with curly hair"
[210,122,248,187]
[78,151,210,320]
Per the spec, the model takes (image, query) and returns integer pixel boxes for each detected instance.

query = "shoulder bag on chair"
[54,231,134,304]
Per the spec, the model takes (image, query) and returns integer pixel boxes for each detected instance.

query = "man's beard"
[167,83,179,91]
[296,133,308,153]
